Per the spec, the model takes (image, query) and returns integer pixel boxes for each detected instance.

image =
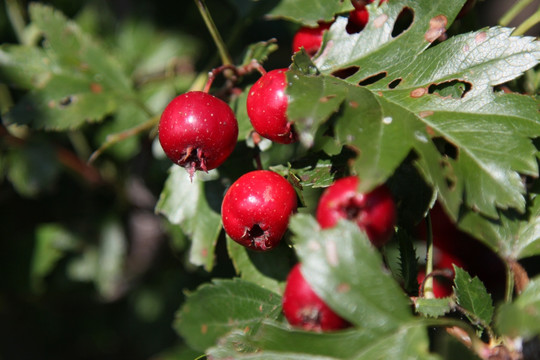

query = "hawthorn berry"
[221,170,297,251]
[346,5,369,34]
[158,91,238,177]
[316,176,396,247]
[292,22,332,56]
[282,263,349,331]
[246,68,297,144]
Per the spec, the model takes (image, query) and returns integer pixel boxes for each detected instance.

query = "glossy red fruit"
[282,264,349,331]
[247,69,297,144]
[221,170,297,251]
[346,6,370,34]
[316,176,396,247]
[158,91,238,177]
[292,22,332,56]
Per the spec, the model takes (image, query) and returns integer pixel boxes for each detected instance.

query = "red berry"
[292,23,332,56]
[247,69,296,144]
[282,264,349,331]
[158,91,238,177]
[316,176,396,247]
[221,170,297,251]
[246,69,297,144]
[346,6,370,34]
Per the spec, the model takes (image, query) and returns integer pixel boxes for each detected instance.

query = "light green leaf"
[208,321,440,360]
[286,0,540,221]
[453,266,494,327]
[174,278,282,352]
[496,275,540,338]
[459,195,540,259]
[414,298,453,318]
[155,166,222,271]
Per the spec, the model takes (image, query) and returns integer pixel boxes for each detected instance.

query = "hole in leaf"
[358,72,387,86]
[388,78,402,89]
[391,7,414,37]
[332,66,360,79]
[433,137,458,160]
[428,80,472,99]
[59,95,76,108]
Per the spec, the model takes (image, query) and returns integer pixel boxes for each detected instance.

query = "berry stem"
[499,0,534,27]
[5,0,27,45]
[424,212,435,299]
[194,0,234,66]
[88,114,160,164]
[513,6,540,36]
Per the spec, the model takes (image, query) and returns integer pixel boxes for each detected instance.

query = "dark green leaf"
[6,140,60,196]
[31,223,80,292]
[414,298,453,318]
[397,229,420,295]
[453,266,494,326]
[267,0,352,26]
[496,275,540,338]
[155,166,223,271]
[290,214,413,331]
[174,278,282,352]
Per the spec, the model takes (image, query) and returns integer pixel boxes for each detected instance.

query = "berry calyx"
[292,22,332,56]
[316,176,396,247]
[282,263,349,331]
[158,91,238,178]
[221,170,297,251]
[246,69,297,144]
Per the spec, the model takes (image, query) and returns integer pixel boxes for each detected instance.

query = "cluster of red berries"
[158,0,479,334]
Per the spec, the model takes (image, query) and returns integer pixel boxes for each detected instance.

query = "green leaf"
[208,321,440,359]
[31,223,80,292]
[289,214,413,331]
[29,3,132,92]
[459,195,540,259]
[5,74,117,130]
[155,166,223,271]
[286,0,540,220]
[397,229,420,295]
[226,236,293,295]
[0,45,56,89]
[267,0,352,26]
[496,275,540,338]
[95,219,127,301]
[6,140,60,196]
[174,278,282,352]
[453,266,494,327]
[414,298,453,318]
[241,39,279,67]
[2,4,137,130]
